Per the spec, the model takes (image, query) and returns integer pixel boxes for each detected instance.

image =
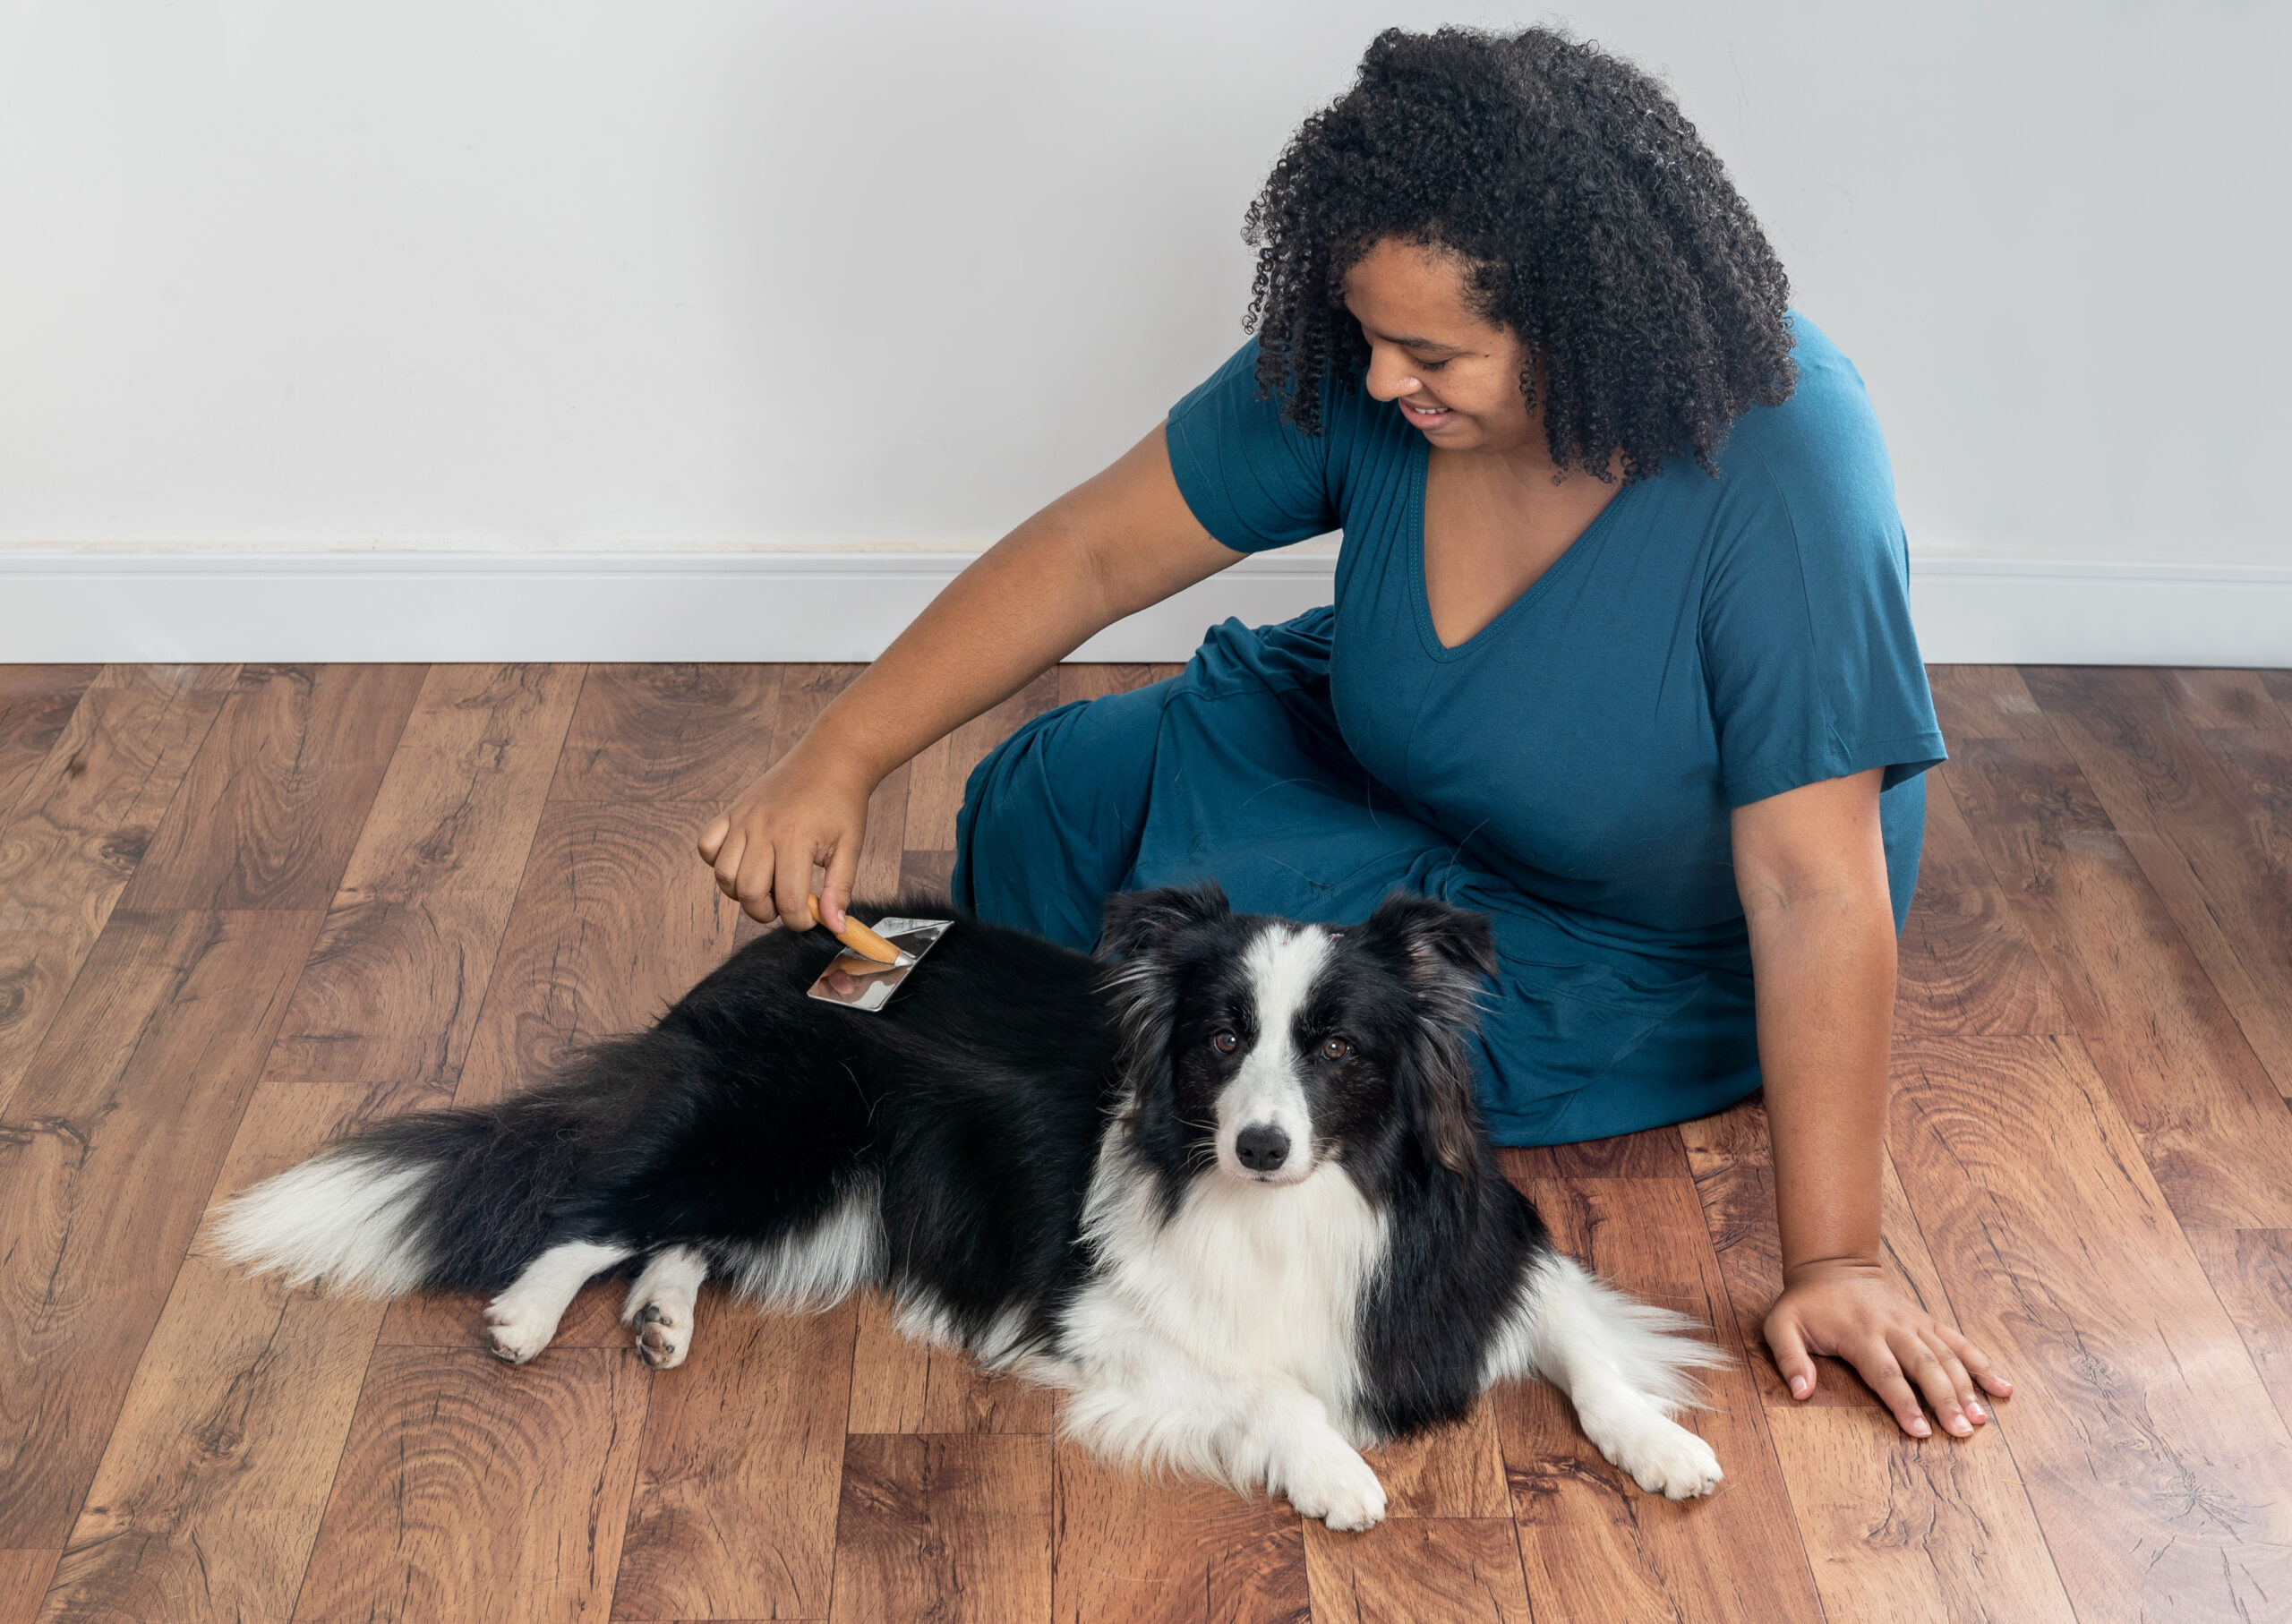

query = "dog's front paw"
[1282,1443,1388,1532]
[1603,1415,1723,1500]
[633,1301,691,1370]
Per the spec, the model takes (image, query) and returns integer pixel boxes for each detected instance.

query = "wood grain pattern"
[2024,666,2292,1095]
[1763,1405,2074,1624]
[0,680,230,1110]
[0,1551,58,1624]
[1050,1434,1309,1624]
[549,663,783,807]
[1301,1517,1529,1624]
[1925,665,2054,743]
[845,1295,1056,1435]
[453,798,746,1108]
[0,909,321,1548]
[1944,738,2292,1227]
[1888,1033,2292,1620]
[610,1300,858,1620]
[2161,667,2292,730]
[1678,1099,1952,1407]
[1498,1126,1689,1181]
[2261,668,2292,710]
[1363,1397,1509,1520]
[1496,1177,1823,1624]
[46,665,584,1623]
[290,1346,651,1624]
[0,668,93,827]
[1893,772,2072,1037]
[120,663,426,911]
[2184,1227,2292,1433]
[829,1434,1053,1623]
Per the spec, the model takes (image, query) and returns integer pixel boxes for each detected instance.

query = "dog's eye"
[1211,1031,1240,1055]
[1319,1038,1353,1062]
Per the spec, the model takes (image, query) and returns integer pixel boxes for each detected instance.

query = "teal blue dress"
[954,315,1943,1145]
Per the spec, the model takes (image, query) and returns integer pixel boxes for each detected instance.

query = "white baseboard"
[0,548,2285,667]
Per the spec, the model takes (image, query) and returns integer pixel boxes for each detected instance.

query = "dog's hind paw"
[483,1303,558,1365]
[1604,1415,1723,1500]
[633,1302,692,1370]
[1281,1444,1389,1532]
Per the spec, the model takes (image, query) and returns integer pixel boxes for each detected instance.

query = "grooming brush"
[804,893,953,1013]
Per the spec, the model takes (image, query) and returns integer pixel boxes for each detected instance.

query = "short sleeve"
[1165,338,1340,551]
[1700,331,1945,808]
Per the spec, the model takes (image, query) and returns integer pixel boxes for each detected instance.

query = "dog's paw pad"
[1611,1418,1723,1500]
[634,1311,690,1369]
[1284,1450,1388,1532]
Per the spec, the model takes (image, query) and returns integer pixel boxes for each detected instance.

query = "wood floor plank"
[1894,772,2072,1037]
[2161,667,2292,730]
[0,1551,58,1624]
[2024,666,2292,1096]
[90,662,241,693]
[0,679,231,1111]
[119,663,427,911]
[1943,739,2292,1227]
[1887,1033,2292,1620]
[828,1434,1053,1624]
[1302,1517,1530,1624]
[453,797,747,1109]
[611,1300,856,1621]
[0,909,321,1548]
[1498,1127,1689,1181]
[1924,665,2054,743]
[2184,1227,2292,1434]
[0,668,94,827]
[844,1294,1055,1436]
[1763,1405,2074,1624]
[1678,1098,1952,1407]
[47,664,584,1623]
[290,1346,650,1624]
[2261,668,2292,711]
[1050,1432,1308,1624]
[1364,1395,1509,1519]
[1495,1177,1823,1624]
[548,663,783,807]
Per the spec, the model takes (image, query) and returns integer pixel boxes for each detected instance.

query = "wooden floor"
[2,661,2289,1622]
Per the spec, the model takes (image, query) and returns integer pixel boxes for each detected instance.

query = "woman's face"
[1342,237,1538,457]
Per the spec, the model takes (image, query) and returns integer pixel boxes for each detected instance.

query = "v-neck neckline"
[1404,437,1635,663]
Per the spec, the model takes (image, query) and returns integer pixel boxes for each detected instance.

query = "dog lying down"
[209,883,1723,1529]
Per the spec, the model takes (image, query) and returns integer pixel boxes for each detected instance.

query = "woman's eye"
[1212,1031,1240,1055]
[1415,358,1450,372]
[1320,1038,1353,1062]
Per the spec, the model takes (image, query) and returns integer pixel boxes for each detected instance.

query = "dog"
[209,882,1723,1529]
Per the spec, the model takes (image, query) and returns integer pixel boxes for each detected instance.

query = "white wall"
[2,2,2287,580]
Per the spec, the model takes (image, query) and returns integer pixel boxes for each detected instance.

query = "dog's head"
[1098,882,1498,1191]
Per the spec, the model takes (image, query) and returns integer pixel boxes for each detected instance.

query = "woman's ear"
[1096,878,1231,962]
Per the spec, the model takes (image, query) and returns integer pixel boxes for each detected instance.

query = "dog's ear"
[1095,879,1231,963]
[1356,893,1496,1179]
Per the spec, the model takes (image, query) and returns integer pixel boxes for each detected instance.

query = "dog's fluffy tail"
[207,1034,663,1297]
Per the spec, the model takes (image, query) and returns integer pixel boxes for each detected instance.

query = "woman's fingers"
[1900,1331,1973,1436]
[1766,1312,1819,1400]
[1925,1329,1986,1428]
[697,812,731,866]
[1937,1322,2014,1399]
[819,837,861,935]
[1852,1341,1932,1438]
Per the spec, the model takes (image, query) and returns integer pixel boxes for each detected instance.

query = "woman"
[697,26,2010,1440]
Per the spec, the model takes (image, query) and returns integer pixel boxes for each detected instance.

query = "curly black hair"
[1243,26,1794,480]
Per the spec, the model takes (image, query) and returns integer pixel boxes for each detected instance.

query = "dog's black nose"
[1236,1124,1290,1172]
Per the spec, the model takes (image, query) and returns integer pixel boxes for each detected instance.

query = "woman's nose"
[1362,346,1416,402]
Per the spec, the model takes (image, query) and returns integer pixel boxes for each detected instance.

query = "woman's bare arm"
[1732,769,2011,1436]
[697,422,1241,932]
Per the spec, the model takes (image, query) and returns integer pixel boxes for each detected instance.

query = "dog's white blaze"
[205,1151,436,1295]
[727,1175,885,1311]
[1217,925,1332,1182]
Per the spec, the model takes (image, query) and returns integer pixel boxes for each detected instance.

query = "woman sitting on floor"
[697,24,2011,1441]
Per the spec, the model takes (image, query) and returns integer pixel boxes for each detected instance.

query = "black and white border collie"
[210,883,1723,1528]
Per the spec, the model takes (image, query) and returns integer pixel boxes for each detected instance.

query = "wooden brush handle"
[810,895,901,963]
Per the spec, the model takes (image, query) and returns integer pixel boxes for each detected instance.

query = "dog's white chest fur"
[1063,1147,1388,1424]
